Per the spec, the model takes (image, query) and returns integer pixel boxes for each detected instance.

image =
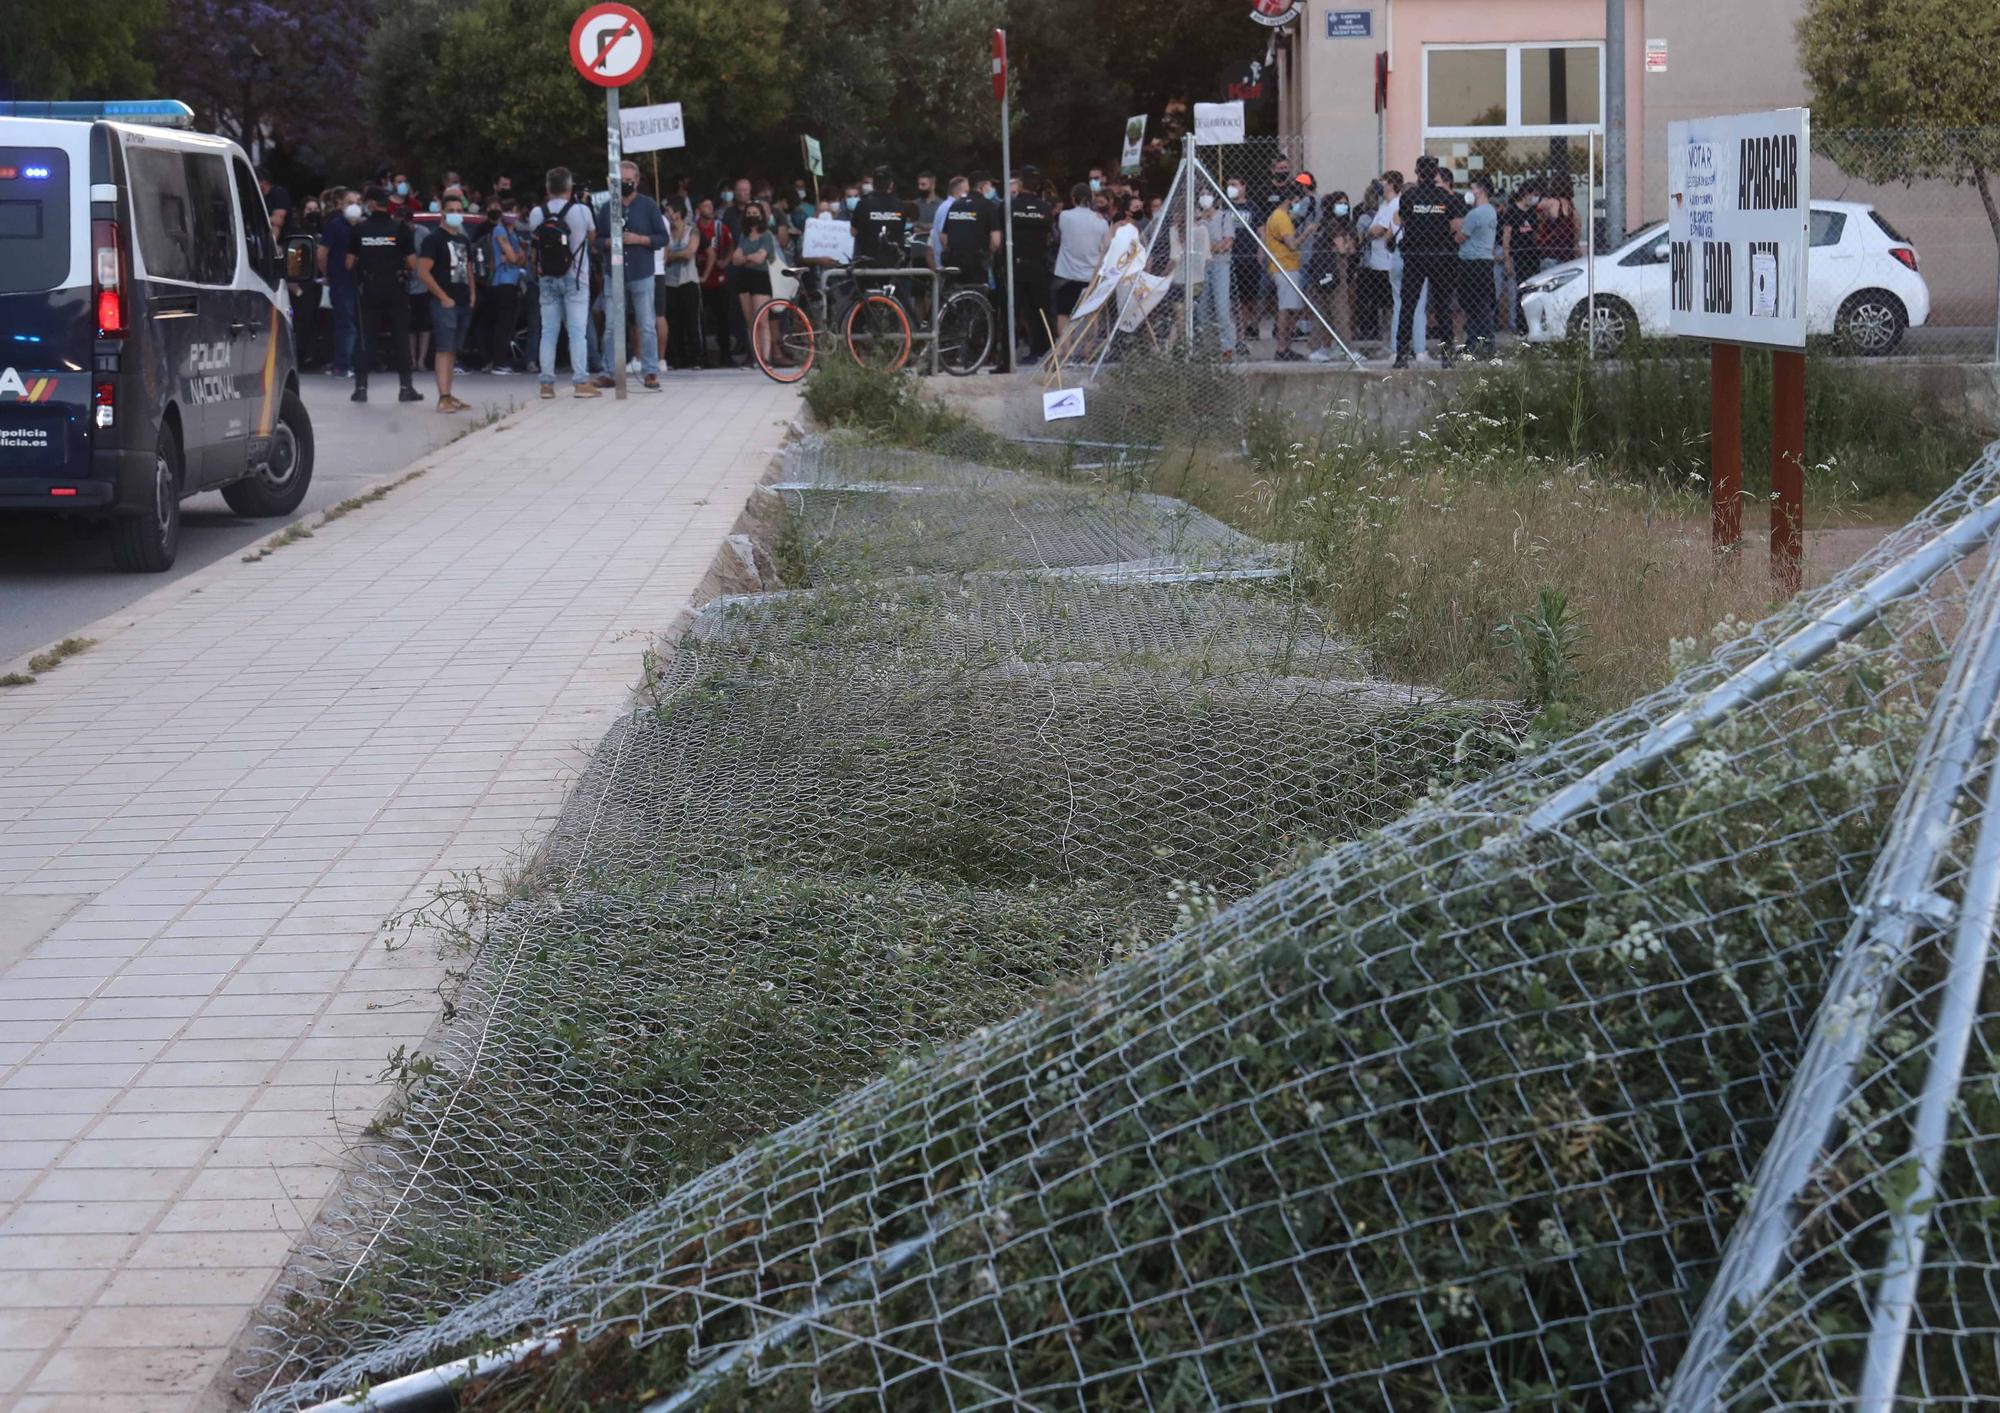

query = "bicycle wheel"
[753,299,817,383]
[936,289,996,376]
[845,294,913,371]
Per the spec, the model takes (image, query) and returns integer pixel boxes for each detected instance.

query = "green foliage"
[801,358,1007,458]
[1798,0,2000,243]
[0,0,164,99]
[1499,588,1584,729]
[367,0,793,186]
[1445,341,1986,506]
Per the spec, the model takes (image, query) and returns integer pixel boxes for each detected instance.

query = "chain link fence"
[252,437,2000,1412]
[245,433,1516,1407]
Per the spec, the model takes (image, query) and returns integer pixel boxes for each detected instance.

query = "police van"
[0,100,313,571]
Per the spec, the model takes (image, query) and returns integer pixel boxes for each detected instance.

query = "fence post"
[1712,341,1742,550]
[1185,133,1197,352]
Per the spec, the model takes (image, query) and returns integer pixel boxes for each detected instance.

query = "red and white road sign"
[569,3,654,88]
[991,29,1007,101]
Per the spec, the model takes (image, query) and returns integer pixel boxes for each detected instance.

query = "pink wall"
[1386,0,1643,218]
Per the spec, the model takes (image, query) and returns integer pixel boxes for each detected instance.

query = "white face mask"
[1333,202,1349,217]
[1225,186,1242,203]
[343,202,363,222]
[1197,192,1215,211]
[860,182,874,195]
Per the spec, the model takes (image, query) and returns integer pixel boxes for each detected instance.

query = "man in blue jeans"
[595,159,667,390]
[317,188,360,377]
[527,166,600,399]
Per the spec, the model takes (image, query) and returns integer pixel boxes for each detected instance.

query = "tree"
[0,0,165,101]
[1798,0,2000,275]
[152,0,372,170]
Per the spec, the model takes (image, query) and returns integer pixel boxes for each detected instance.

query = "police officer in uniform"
[849,166,915,267]
[345,187,423,402]
[1393,155,1464,369]
[1008,167,1055,365]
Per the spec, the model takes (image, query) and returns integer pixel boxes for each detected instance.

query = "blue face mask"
[1089,178,1101,193]
[444,211,465,230]
[845,195,859,211]
[395,181,409,197]
[1333,202,1350,217]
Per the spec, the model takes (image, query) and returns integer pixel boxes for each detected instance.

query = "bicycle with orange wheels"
[751,293,818,383]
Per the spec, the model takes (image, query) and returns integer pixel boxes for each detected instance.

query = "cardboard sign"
[1043,387,1086,421]
[1120,115,1147,176]
[620,101,684,153]
[1193,101,1246,146]
[1667,107,1810,349]
[802,134,823,178]
[800,215,854,263]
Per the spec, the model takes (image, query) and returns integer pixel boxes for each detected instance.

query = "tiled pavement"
[0,376,799,1411]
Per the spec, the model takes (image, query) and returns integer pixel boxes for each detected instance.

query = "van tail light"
[93,381,115,429]
[92,219,126,338]
[1889,246,1919,272]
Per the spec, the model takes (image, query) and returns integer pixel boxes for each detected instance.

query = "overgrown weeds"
[3,635,98,686]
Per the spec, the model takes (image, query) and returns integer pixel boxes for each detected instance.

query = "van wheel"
[1567,295,1636,355]
[109,426,183,573]
[222,388,315,517]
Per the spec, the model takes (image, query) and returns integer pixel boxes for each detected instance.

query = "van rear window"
[0,148,69,294]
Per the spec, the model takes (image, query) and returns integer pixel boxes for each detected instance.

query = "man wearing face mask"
[417,192,477,411]
[595,160,667,390]
[1393,155,1464,368]
[1008,169,1054,365]
[316,189,360,378]
[484,197,526,375]
[345,187,423,404]
[1263,174,1325,362]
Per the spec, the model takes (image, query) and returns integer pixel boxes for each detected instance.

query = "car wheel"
[109,424,182,573]
[221,387,315,517]
[1835,290,1907,356]
[1567,295,1636,355]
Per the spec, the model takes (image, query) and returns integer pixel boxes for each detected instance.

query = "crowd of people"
[264,147,1586,404]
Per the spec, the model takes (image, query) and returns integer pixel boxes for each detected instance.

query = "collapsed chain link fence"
[248,433,1514,1406]
[252,437,2000,1411]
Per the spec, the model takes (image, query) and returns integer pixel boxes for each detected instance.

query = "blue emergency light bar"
[0,100,195,128]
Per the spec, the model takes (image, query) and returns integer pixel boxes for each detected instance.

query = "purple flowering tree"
[152,0,373,170]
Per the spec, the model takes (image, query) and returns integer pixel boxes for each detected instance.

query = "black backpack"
[535,199,579,278]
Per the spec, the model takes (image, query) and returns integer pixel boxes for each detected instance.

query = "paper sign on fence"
[1043,387,1087,422]
[801,215,854,263]
[620,101,685,153]
[1193,101,1246,146]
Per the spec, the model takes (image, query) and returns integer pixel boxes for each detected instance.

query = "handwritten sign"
[800,215,854,263]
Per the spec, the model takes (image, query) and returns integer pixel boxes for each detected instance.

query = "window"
[0,147,69,294]
[231,156,279,287]
[1809,209,1847,247]
[1620,228,1671,267]
[1869,209,1910,244]
[1427,49,1506,128]
[187,153,237,285]
[128,146,238,286]
[1519,47,1601,127]
[1424,43,1604,137]
[127,146,197,282]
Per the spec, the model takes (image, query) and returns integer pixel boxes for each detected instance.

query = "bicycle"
[751,248,993,382]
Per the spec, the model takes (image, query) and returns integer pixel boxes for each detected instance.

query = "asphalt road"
[0,371,529,664]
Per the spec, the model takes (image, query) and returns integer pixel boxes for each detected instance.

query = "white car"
[1518,199,1930,356]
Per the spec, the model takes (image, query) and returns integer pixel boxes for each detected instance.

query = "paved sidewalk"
[0,376,799,1412]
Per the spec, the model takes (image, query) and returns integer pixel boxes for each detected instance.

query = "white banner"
[800,215,854,263]
[620,101,685,154]
[1667,107,1810,349]
[1192,101,1246,146]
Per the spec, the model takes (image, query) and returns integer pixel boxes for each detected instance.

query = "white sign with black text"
[620,101,685,153]
[800,215,855,263]
[1667,107,1810,349]
[1192,101,1246,146]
